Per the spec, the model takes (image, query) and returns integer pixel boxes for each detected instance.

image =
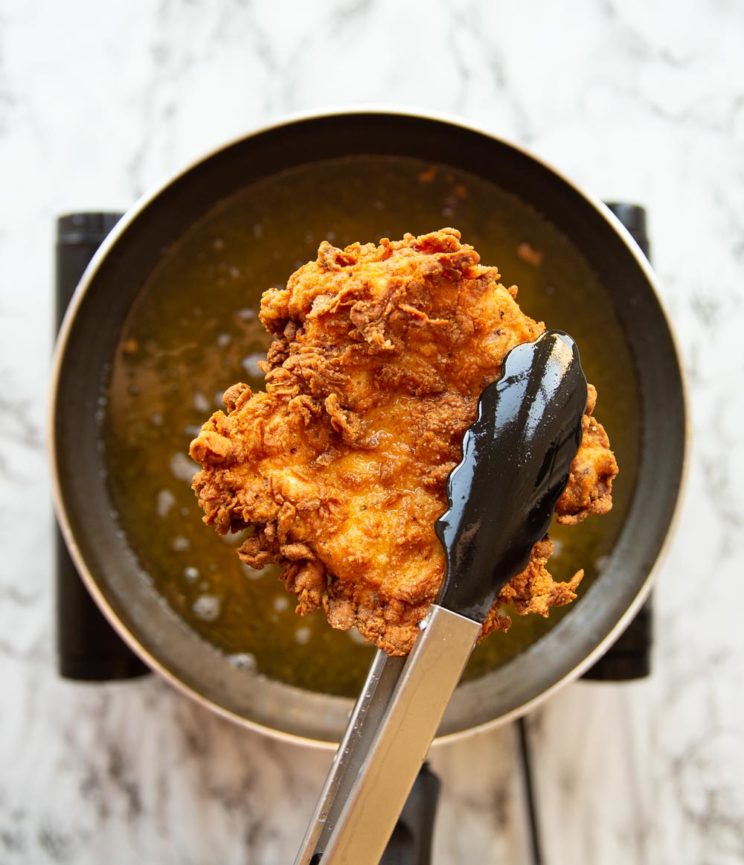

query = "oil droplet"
[183,566,200,582]
[295,626,311,646]
[172,536,190,552]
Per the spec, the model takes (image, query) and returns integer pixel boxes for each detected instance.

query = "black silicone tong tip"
[435,331,588,623]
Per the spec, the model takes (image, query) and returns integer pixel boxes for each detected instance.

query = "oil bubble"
[228,652,257,671]
[273,596,289,612]
[156,489,176,518]
[221,528,248,546]
[242,563,271,580]
[347,628,368,646]
[241,353,264,378]
[170,452,199,483]
[193,392,211,413]
[192,594,221,622]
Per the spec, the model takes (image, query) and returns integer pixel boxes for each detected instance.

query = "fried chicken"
[190,229,618,655]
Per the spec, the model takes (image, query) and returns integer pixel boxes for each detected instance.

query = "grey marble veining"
[2,0,744,863]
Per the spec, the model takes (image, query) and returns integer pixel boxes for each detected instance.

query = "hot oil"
[105,155,641,697]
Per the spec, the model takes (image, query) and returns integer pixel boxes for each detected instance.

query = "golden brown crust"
[190,229,619,655]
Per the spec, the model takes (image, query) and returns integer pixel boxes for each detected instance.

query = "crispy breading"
[190,229,618,655]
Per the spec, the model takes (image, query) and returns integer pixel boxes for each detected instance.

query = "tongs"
[294,331,588,865]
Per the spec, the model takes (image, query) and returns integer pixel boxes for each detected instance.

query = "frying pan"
[50,109,686,747]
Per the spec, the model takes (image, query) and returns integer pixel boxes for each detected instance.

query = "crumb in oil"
[517,241,544,267]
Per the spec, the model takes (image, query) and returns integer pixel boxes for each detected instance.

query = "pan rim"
[49,106,689,749]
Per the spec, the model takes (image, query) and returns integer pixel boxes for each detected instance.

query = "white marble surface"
[2,1,744,863]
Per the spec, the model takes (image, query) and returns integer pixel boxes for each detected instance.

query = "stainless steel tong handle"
[294,605,480,865]
[294,649,403,864]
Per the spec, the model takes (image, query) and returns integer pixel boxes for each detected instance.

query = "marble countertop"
[2,1,743,863]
